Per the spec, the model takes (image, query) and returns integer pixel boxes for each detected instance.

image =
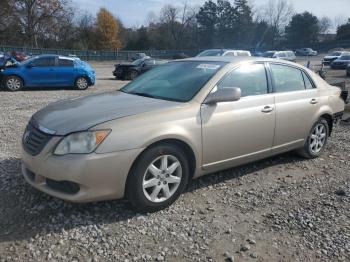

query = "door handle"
[310,98,318,104]
[261,106,274,113]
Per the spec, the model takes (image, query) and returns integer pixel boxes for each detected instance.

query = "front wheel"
[297,118,329,159]
[126,144,189,212]
[4,75,23,91]
[75,76,89,90]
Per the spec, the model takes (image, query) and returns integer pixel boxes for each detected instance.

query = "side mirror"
[26,64,33,69]
[204,87,241,104]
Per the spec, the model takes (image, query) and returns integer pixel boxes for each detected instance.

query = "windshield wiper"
[129,91,158,99]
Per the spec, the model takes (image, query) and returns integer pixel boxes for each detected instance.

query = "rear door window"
[270,64,305,92]
[217,63,268,97]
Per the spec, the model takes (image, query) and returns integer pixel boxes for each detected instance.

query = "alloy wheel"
[309,123,327,154]
[76,77,88,90]
[6,77,22,91]
[142,155,182,203]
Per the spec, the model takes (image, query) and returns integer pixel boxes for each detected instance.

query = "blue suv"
[0,55,95,91]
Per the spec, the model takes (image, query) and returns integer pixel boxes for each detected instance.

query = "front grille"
[46,179,80,194]
[22,121,52,156]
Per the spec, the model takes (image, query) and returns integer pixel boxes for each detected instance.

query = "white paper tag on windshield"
[196,64,220,70]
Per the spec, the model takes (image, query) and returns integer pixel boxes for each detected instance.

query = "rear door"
[269,63,320,152]
[25,57,56,86]
[201,63,275,169]
[55,58,76,86]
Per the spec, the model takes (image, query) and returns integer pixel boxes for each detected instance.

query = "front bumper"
[21,138,142,202]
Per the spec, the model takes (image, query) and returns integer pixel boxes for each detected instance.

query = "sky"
[72,0,350,28]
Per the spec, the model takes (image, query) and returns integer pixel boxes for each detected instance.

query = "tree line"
[1,0,350,51]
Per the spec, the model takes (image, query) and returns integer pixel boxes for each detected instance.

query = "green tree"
[337,19,350,40]
[196,0,218,48]
[285,12,320,46]
[234,0,254,46]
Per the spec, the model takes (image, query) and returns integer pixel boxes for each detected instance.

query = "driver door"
[25,57,57,86]
[201,63,276,170]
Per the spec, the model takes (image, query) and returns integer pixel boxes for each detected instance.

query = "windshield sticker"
[196,64,220,70]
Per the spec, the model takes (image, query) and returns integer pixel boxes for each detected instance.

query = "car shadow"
[0,152,306,243]
[0,86,78,92]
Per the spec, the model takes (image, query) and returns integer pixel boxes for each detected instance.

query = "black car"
[113,57,167,80]
[330,54,350,69]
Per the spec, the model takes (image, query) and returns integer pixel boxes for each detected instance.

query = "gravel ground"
[0,58,349,262]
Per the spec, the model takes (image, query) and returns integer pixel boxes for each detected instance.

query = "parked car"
[296,48,318,56]
[113,57,167,80]
[323,51,349,65]
[172,52,189,59]
[196,49,251,57]
[262,51,296,62]
[330,54,350,69]
[1,54,95,91]
[131,53,148,61]
[21,56,346,212]
[0,51,4,58]
[251,50,263,57]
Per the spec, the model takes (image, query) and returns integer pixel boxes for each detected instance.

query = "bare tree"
[13,0,70,47]
[260,0,294,43]
[319,16,332,34]
[160,3,197,49]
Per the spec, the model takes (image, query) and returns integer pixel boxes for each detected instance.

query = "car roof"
[34,54,77,60]
[180,56,302,66]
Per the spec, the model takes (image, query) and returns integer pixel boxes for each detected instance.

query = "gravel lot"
[0,57,349,262]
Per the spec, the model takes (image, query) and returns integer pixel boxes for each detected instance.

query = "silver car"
[22,57,346,212]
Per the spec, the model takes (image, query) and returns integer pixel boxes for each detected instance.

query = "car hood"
[32,91,181,136]
[115,63,134,67]
[324,56,338,59]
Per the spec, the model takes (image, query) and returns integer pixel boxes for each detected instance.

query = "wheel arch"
[319,113,333,136]
[75,75,91,86]
[4,74,26,86]
[126,138,197,192]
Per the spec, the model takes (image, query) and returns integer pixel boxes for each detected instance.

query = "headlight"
[54,130,110,155]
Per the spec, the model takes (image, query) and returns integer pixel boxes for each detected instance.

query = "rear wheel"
[75,76,89,90]
[126,144,189,212]
[297,118,329,159]
[4,75,23,91]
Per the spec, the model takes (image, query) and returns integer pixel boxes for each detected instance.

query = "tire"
[4,75,23,91]
[129,70,138,80]
[297,118,329,159]
[126,144,189,213]
[75,76,89,90]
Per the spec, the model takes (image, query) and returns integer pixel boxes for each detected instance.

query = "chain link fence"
[0,46,201,61]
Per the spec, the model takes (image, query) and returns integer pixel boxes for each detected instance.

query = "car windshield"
[197,50,223,57]
[121,61,225,102]
[132,57,149,66]
[331,52,342,56]
[262,52,275,57]
[20,56,40,65]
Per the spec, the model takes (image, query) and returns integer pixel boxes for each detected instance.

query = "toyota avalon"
[21,57,346,212]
